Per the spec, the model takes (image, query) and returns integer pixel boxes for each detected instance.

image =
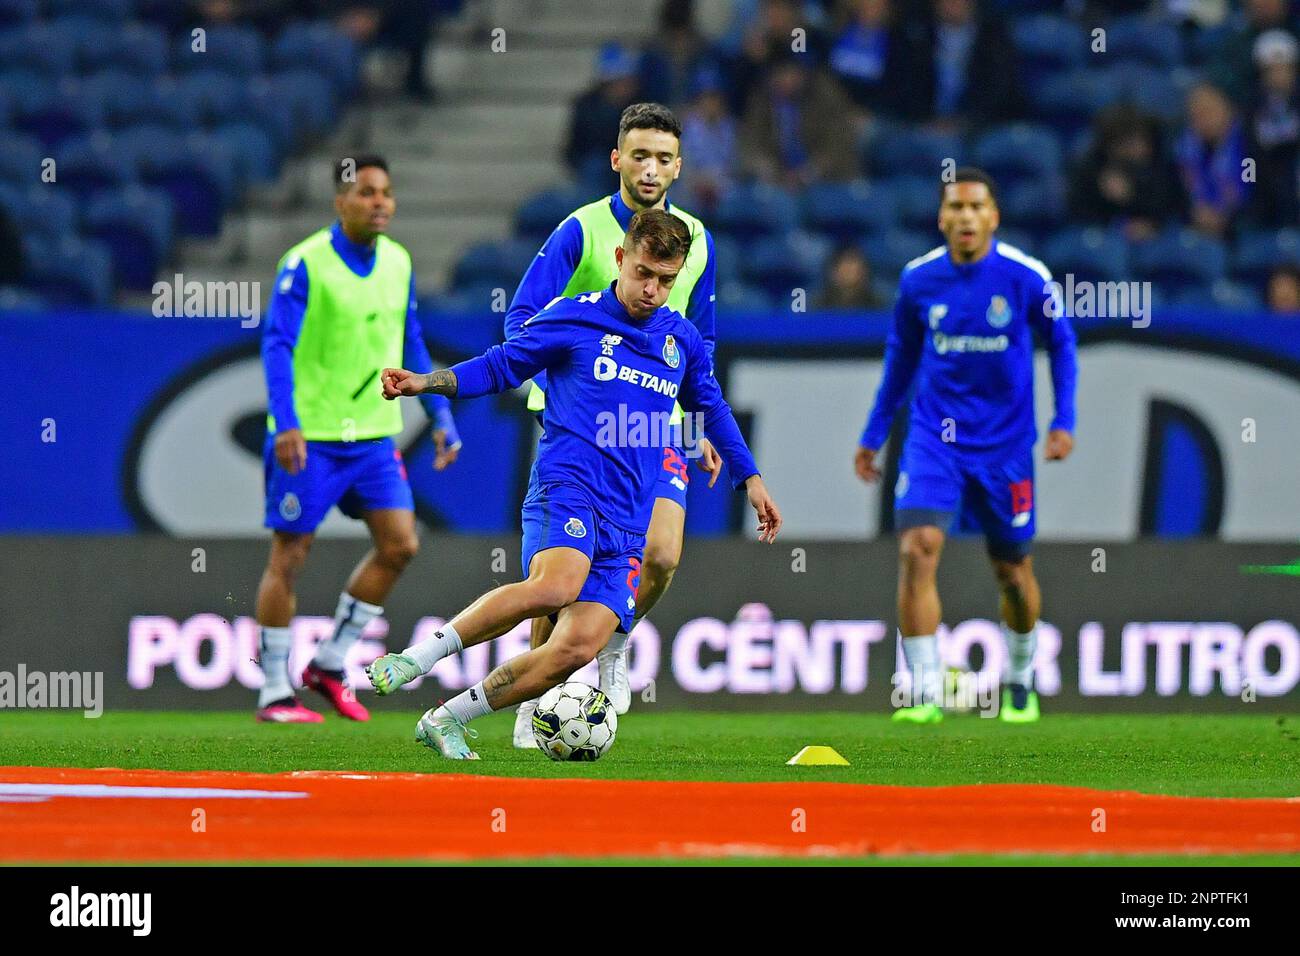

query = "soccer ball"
[532,681,618,762]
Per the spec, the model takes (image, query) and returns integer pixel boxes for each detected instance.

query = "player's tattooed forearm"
[423,369,458,396]
[484,662,516,705]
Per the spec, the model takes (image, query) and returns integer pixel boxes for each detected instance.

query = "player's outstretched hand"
[1045,429,1074,461]
[433,429,461,471]
[746,476,782,543]
[274,427,307,475]
[854,446,880,483]
[381,367,425,399]
[695,437,723,488]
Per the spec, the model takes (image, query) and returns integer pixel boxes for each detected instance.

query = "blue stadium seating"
[739,232,832,298]
[13,76,105,147]
[716,280,777,312]
[0,132,43,187]
[1105,15,1183,70]
[1130,228,1228,296]
[212,122,280,185]
[1230,229,1300,287]
[880,176,941,233]
[172,23,265,76]
[90,22,167,75]
[870,126,964,178]
[516,184,596,240]
[1043,227,1129,284]
[1032,67,1128,137]
[46,0,136,20]
[713,184,800,238]
[59,132,138,199]
[973,124,1062,187]
[801,180,898,241]
[1011,16,1087,82]
[861,230,940,277]
[0,21,77,73]
[21,235,114,305]
[452,240,541,290]
[83,186,174,292]
[272,21,358,95]
[0,0,36,28]
[0,184,79,244]
[175,70,247,126]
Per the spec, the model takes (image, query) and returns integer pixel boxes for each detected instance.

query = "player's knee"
[270,536,312,578]
[525,575,583,615]
[378,534,419,569]
[642,539,680,580]
[899,528,943,579]
[546,635,596,679]
[994,557,1033,594]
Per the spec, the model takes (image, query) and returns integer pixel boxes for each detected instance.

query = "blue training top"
[861,240,1078,457]
[454,283,757,532]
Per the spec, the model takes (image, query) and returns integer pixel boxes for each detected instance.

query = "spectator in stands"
[726,0,826,116]
[827,0,903,115]
[564,43,643,177]
[739,54,858,185]
[889,0,1022,127]
[1069,105,1184,241]
[1246,29,1300,226]
[1267,262,1300,311]
[679,67,738,212]
[1209,0,1300,103]
[640,0,721,109]
[815,244,885,309]
[1177,83,1252,238]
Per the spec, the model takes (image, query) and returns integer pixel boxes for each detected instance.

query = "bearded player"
[254,155,461,723]
[503,102,723,746]
[855,168,1078,724]
[367,210,780,759]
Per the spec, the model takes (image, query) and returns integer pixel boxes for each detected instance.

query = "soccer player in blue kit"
[366,210,781,758]
[855,169,1078,724]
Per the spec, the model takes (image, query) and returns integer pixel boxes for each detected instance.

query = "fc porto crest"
[662,334,680,369]
[986,294,1011,328]
[928,303,947,329]
[279,492,302,521]
[564,517,587,538]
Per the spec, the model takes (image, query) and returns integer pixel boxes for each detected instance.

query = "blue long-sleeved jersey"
[454,284,757,532]
[861,240,1077,456]
[502,191,718,388]
[262,221,458,444]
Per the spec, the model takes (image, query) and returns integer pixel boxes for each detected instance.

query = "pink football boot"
[255,698,324,723]
[301,662,370,721]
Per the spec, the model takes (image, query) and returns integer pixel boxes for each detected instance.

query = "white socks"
[313,593,383,672]
[600,631,629,657]
[1002,622,1038,688]
[406,621,463,673]
[257,626,293,707]
[438,679,494,725]
[900,632,941,706]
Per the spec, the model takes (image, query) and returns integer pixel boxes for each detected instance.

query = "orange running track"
[2,766,1297,862]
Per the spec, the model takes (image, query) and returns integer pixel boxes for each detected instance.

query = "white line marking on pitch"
[0,784,308,800]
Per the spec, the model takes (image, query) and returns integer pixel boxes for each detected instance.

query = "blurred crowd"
[558,0,1300,314]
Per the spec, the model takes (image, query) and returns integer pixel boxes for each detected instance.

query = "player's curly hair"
[618,103,682,145]
[625,208,692,262]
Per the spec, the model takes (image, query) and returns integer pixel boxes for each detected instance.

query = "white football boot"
[512,698,539,749]
[597,640,631,715]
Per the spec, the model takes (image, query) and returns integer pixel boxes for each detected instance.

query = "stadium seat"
[716,279,776,312]
[739,232,832,299]
[83,186,174,292]
[92,22,168,76]
[516,184,596,240]
[713,183,800,238]
[879,176,941,233]
[999,179,1066,232]
[175,70,248,126]
[1032,67,1127,136]
[452,240,538,289]
[972,124,1062,187]
[1011,15,1087,82]
[172,23,265,76]
[0,22,77,74]
[1104,15,1183,70]
[1130,228,1227,291]
[869,126,964,179]
[1118,64,1187,123]
[272,21,358,96]
[0,0,37,29]
[46,0,136,20]
[267,69,337,140]
[21,235,114,306]
[12,76,105,148]
[1042,227,1129,285]
[1230,229,1300,287]
[210,122,280,185]
[244,76,298,150]
[428,282,509,314]
[710,235,741,285]
[801,180,899,241]
[117,126,235,236]
[993,227,1036,254]
[0,184,79,243]
[1168,279,1263,311]
[0,132,43,187]
[58,132,138,199]
[861,229,941,277]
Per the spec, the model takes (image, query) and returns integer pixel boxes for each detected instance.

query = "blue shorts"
[894,436,1035,560]
[520,481,644,633]
[264,436,413,534]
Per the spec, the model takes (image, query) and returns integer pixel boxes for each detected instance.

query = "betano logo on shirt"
[591,356,680,397]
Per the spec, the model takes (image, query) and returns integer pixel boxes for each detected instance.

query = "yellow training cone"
[786,745,849,766]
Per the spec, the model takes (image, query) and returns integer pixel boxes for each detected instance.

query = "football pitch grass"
[2,711,1298,865]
